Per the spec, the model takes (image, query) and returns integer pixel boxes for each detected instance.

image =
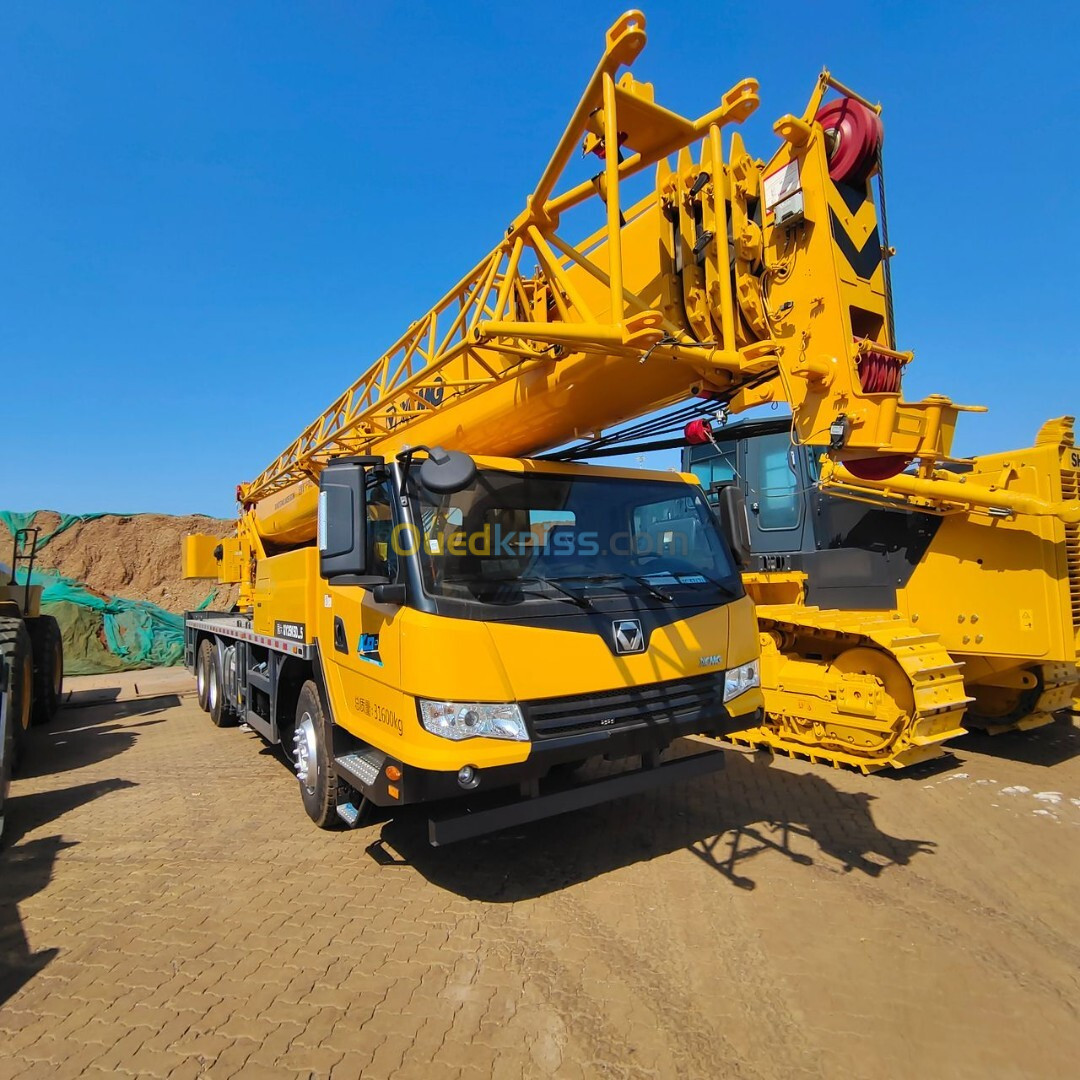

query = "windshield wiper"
[563,572,674,603]
[518,575,593,609]
[688,571,742,599]
[575,570,741,602]
[598,572,674,603]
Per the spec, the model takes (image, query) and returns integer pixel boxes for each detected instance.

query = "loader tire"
[1,655,16,845]
[27,615,63,725]
[0,619,34,774]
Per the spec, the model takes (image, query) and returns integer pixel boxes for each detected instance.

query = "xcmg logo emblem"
[612,619,645,655]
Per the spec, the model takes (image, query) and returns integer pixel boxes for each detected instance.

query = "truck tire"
[196,639,213,712]
[0,618,34,774]
[27,615,63,725]
[292,680,344,829]
[207,647,232,728]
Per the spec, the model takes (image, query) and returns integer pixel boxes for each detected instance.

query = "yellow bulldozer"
[681,415,1078,770]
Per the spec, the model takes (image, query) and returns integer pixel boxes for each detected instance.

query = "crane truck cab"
[186,451,762,843]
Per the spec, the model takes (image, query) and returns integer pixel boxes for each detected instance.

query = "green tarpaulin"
[0,510,109,554]
[3,509,218,674]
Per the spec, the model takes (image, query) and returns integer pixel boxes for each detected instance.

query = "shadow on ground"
[954,715,1080,768]
[369,745,935,902]
[16,695,178,780]
[0,835,75,1008]
[1,698,147,1006]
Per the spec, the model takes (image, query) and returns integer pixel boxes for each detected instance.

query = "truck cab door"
[320,476,403,717]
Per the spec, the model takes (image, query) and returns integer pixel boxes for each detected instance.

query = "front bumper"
[345,697,761,807]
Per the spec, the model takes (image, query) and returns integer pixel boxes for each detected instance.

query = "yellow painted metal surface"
[304,580,762,775]
[0,584,41,619]
[895,424,1080,729]
[252,548,319,638]
[731,608,972,772]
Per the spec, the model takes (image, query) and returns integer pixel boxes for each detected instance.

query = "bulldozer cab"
[685,417,941,611]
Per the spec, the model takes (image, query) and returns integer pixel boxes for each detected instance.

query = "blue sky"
[2,1,1077,517]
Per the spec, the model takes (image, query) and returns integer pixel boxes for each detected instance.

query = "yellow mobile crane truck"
[184,11,1077,838]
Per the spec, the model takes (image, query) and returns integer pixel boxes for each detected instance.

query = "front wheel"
[27,615,63,725]
[0,619,33,774]
[292,681,343,829]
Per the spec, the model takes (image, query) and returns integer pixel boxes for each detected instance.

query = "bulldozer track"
[726,606,974,773]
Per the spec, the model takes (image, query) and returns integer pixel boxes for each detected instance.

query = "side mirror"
[714,484,752,569]
[372,582,407,606]
[319,459,369,579]
[419,447,476,494]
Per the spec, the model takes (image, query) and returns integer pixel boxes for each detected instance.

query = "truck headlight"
[723,659,760,702]
[418,700,528,742]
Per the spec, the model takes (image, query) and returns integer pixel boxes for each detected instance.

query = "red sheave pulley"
[815,97,884,185]
[684,419,713,445]
[842,454,912,482]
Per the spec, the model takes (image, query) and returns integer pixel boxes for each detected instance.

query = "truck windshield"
[409,468,740,605]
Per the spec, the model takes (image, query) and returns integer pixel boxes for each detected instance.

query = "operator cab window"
[689,444,737,505]
[748,433,801,530]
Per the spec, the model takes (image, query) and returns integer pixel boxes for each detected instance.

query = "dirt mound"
[1,511,239,613]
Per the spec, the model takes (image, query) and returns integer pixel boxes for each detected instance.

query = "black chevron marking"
[829,208,882,280]
[836,179,870,215]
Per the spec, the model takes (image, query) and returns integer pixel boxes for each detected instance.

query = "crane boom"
[241,11,760,509]
[244,8,1042,548]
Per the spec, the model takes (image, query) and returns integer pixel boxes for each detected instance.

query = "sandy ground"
[2,677,1079,1078]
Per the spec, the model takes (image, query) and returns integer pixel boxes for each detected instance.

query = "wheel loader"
[0,526,65,828]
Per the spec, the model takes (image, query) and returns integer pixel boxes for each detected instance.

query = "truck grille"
[522,671,728,740]
[1062,467,1080,628]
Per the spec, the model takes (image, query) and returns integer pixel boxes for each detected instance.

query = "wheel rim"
[208,665,219,712]
[293,712,318,794]
[197,656,207,699]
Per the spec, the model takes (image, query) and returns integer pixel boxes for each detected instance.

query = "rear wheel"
[207,647,232,728]
[293,681,343,829]
[27,615,63,725]
[196,639,213,712]
[0,619,34,774]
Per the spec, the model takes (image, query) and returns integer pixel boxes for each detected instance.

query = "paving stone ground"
[2,677,1080,1079]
